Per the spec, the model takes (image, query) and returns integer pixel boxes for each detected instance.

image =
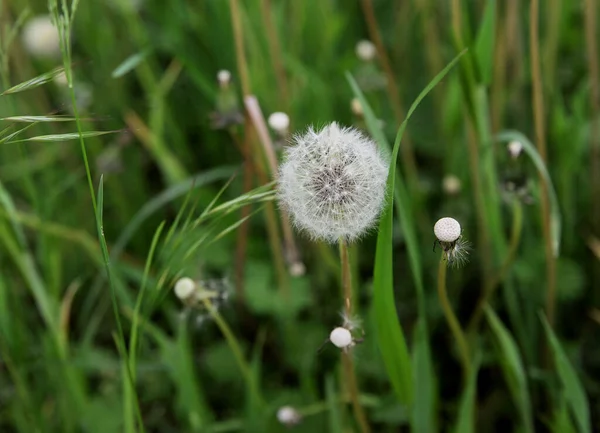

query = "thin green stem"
[437,255,471,382]
[468,199,523,333]
[338,239,370,433]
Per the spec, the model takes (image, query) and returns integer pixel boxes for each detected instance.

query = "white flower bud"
[442,175,461,195]
[355,40,377,62]
[174,277,196,301]
[434,217,461,243]
[268,112,290,134]
[351,98,363,116]
[277,406,301,426]
[22,16,60,59]
[217,70,231,87]
[329,327,352,348]
[507,140,523,159]
[278,122,388,243]
[289,261,306,277]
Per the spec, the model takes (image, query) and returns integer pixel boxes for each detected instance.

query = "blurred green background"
[0,0,599,432]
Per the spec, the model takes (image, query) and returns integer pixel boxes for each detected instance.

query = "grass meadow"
[0,0,599,432]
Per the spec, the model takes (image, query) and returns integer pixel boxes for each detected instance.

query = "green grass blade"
[371,49,466,405]
[1,66,65,95]
[7,130,120,143]
[411,319,437,433]
[496,130,562,256]
[0,115,87,122]
[112,49,151,78]
[485,306,534,433]
[474,0,496,85]
[453,356,480,433]
[540,313,590,433]
[325,375,343,433]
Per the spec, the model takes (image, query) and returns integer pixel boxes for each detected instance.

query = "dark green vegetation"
[0,0,598,432]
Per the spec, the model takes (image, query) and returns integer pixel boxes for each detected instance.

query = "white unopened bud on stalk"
[22,16,60,59]
[507,140,523,159]
[355,40,377,62]
[277,405,301,426]
[217,70,231,88]
[434,217,461,243]
[174,277,196,301]
[268,112,290,134]
[278,122,388,243]
[329,327,352,348]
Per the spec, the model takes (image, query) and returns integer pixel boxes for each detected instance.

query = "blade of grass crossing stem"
[540,313,591,433]
[371,50,466,405]
[474,0,496,85]
[96,177,145,433]
[485,307,534,433]
[497,131,561,256]
[453,355,480,433]
[411,319,437,433]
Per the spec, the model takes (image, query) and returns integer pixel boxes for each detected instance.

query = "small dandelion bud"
[217,69,231,88]
[350,98,363,117]
[442,175,461,195]
[268,112,290,134]
[174,277,196,301]
[434,217,461,243]
[277,406,302,426]
[22,16,60,59]
[330,327,353,348]
[355,39,377,62]
[278,122,388,243]
[507,140,523,159]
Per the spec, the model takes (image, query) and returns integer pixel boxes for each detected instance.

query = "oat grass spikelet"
[278,122,388,243]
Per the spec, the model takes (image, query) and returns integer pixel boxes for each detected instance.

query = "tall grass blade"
[453,356,480,433]
[474,0,496,85]
[540,313,590,433]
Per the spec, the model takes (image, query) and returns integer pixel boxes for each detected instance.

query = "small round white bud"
[277,406,301,426]
[442,175,461,195]
[268,112,290,133]
[289,261,306,277]
[217,70,231,86]
[507,140,523,159]
[434,217,462,243]
[351,98,363,116]
[278,122,388,243]
[355,40,377,61]
[174,277,196,300]
[22,16,60,59]
[329,327,352,348]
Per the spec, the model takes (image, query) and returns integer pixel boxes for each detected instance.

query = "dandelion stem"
[467,199,523,333]
[338,239,370,433]
[437,255,470,383]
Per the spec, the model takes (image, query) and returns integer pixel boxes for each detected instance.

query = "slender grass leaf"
[1,67,65,95]
[325,375,343,433]
[454,356,480,433]
[112,49,151,78]
[474,0,496,85]
[7,130,121,143]
[540,313,590,433]
[497,130,562,256]
[370,49,466,405]
[0,115,86,123]
[485,306,534,433]
[411,319,437,433]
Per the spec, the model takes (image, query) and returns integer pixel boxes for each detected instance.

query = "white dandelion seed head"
[278,122,388,243]
[434,217,461,243]
[329,326,353,348]
[217,69,231,87]
[447,236,471,268]
[355,39,377,61]
[442,175,461,195]
[277,406,301,426]
[507,140,523,159]
[268,112,290,133]
[22,16,60,59]
[174,277,196,301]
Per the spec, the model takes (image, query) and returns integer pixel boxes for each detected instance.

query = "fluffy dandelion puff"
[277,406,302,426]
[268,112,290,133]
[434,217,461,243]
[174,277,196,301]
[217,69,231,87]
[507,140,523,159]
[22,16,60,59]
[329,327,353,348]
[278,122,388,243]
